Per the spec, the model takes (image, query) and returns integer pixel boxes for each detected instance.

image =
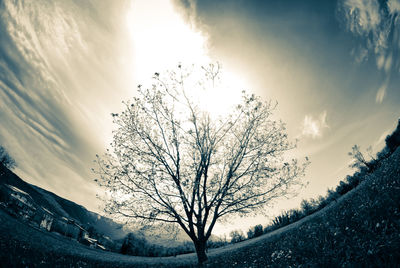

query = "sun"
[125,0,245,118]
[126,0,208,80]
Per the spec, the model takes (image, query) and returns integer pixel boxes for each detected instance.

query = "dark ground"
[1,149,400,267]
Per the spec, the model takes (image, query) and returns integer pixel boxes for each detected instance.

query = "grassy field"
[1,149,400,267]
[206,148,400,267]
[0,208,200,267]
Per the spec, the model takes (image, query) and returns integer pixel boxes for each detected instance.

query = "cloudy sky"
[0,0,399,235]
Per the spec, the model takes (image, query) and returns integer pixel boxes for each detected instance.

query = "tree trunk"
[194,240,208,265]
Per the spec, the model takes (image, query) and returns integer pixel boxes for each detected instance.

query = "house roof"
[86,237,97,243]
[41,207,53,215]
[5,184,30,196]
[10,193,35,208]
[97,244,106,250]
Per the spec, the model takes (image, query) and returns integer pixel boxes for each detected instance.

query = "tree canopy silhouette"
[94,64,308,264]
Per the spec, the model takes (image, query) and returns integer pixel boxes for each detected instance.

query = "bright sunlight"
[126,0,245,118]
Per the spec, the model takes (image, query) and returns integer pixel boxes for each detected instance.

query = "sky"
[0,0,399,237]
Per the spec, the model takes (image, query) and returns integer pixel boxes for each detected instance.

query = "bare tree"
[94,64,308,264]
[0,145,16,170]
[348,145,377,172]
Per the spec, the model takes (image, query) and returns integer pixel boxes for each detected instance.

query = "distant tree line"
[214,144,400,267]
[228,118,400,244]
[119,232,195,257]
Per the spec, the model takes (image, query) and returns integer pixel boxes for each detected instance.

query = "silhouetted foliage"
[120,233,147,256]
[0,145,16,170]
[348,145,378,172]
[385,118,400,153]
[300,199,316,215]
[247,228,254,239]
[257,121,400,239]
[325,188,340,203]
[120,232,195,257]
[230,230,245,243]
[207,236,228,249]
[335,180,353,196]
[268,209,305,233]
[247,224,264,239]
[344,173,360,189]
[94,63,308,264]
[209,144,400,267]
[86,226,99,239]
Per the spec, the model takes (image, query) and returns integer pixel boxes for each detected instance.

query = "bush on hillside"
[247,224,263,239]
[120,232,195,257]
[230,230,245,243]
[335,180,353,196]
[348,145,378,173]
[385,119,400,153]
[210,148,400,267]
[207,236,228,249]
[120,233,148,256]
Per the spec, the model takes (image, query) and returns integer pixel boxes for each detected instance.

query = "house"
[0,184,56,231]
[98,235,114,250]
[80,237,107,250]
[0,184,36,220]
[0,184,108,250]
[77,224,89,241]
[81,236,97,247]
[50,216,91,241]
[39,207,54,231]
[30,206,54,231]
[96,244,107,251]
[51,217,81,239]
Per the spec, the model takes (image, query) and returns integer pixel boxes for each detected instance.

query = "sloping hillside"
[205,147,400,267]
[0,166,126,239]
[1,148,399,266]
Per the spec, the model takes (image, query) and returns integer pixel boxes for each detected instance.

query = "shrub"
[230,230,245,243]
[247,224,263,239]
[326,188,340,203]
[385,119,400,153]
[209,149,400,267]
[335,180,353,196]
[300,199,317,215]
[207,236,228,249]
[315,195,329,210]
[253,224,263,237]
[120,233,148,256]
[247,228,254,239]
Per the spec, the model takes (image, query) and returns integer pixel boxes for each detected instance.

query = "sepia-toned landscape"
[1,0,399,267]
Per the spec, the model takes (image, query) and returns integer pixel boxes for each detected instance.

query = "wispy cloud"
[375,77,389,103]
[0,0,134,212]
[301,111,329,139]
[339,0,400,103]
